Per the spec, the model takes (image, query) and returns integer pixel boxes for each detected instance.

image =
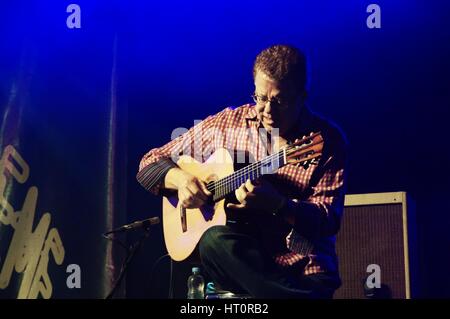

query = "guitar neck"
[209,149,287,201]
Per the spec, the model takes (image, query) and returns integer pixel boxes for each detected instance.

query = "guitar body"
[162,148,234,261]
[162,132,324,261]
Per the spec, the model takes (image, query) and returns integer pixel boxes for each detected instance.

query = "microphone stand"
[104,224,152,299]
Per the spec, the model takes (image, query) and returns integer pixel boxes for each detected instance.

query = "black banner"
[0,1,127,298]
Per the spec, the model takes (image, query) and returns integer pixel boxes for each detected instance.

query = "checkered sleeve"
[287,129,347,240]
[136,107,232,195]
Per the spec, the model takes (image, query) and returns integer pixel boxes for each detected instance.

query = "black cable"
[168,257,174,299]
[104,226,173,298]
[148,253,176,298]
[104,229,151,299]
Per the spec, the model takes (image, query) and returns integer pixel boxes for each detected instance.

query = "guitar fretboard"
[207,149,286,201]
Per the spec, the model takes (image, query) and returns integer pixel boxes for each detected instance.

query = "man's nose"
[263,101,272,114]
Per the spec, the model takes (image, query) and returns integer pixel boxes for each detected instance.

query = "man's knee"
[199,225,230,259]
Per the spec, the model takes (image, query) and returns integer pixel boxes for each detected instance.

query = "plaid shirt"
[137,104,346,276]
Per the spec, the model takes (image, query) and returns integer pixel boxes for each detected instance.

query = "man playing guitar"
[137,44,347,298]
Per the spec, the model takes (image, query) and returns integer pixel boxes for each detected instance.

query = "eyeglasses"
[251,93,290,109]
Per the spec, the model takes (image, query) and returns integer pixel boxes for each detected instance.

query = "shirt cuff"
[136,158,177,195]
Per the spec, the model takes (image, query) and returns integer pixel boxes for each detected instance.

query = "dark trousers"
[198,225,341,299]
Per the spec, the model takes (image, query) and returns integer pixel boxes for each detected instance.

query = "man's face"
[253,70,300,134]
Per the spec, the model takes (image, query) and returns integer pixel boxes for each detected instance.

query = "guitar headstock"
[285,132,323,169]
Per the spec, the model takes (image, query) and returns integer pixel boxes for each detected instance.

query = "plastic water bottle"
[187,267,205,299]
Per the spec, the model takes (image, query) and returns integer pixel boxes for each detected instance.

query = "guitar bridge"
[180,206,187,232]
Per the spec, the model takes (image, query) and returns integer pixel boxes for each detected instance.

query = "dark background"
[124,0,450,298]
[1,0,449,298]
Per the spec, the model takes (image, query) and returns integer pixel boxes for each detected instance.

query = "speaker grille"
[335,203,408,298]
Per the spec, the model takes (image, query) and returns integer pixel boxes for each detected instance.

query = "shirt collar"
[244,104,260,128]
[244,103,258,120]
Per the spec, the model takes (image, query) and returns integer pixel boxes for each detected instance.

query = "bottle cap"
[192,267,200,275]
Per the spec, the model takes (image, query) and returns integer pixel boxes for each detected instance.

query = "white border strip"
[344,191,405,206]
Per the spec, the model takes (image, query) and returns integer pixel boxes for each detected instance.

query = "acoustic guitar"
[163,132,324,261]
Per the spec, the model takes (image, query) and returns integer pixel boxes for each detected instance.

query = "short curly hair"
[253,44,307,92]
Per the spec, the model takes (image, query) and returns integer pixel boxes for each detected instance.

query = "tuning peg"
[311,157,321,165]
[296,162,305,169]
[299,160,310,169]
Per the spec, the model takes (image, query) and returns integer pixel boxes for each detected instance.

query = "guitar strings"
[206,136,322,199]
[211,144,290,191]
[206,152,281,198]
[208,150,285,199]
[205,150,279,193]
[207,149,282,191]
